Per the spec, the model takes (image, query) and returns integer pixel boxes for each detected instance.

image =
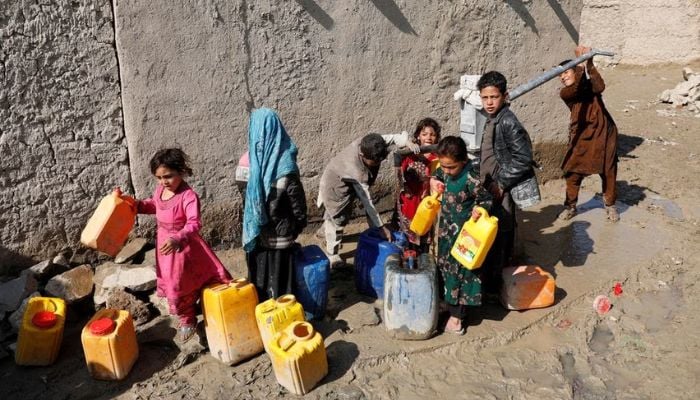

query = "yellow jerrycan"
[81,309,139,380]
[450,206,498,270]
[15,297,66,366]
[80,189,137,257]
[268,321,328,395]
[409,193,440,236]
[202,278,263,365]
[255,294,305,352]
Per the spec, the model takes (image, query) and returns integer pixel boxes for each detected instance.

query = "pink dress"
[138,183,231,304]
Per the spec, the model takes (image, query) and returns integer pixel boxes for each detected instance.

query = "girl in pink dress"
[137,148,231,343]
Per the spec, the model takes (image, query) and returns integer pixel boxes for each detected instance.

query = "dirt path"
[2,62,700,399]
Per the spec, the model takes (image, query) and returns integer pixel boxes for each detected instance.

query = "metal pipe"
[508,49,615,101]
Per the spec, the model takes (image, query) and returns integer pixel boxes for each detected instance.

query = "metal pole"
[508,49,615,101]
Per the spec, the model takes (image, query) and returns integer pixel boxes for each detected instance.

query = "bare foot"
[444,316,465,335]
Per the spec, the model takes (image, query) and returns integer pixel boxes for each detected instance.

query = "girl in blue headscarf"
[243,108,307,301]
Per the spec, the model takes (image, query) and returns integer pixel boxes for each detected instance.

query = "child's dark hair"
[413,118,442,142]
[436,136,468,162]
[150,148,193,176]
[559,59,573,71]
[477,71,507,95]
[360,133,390,162]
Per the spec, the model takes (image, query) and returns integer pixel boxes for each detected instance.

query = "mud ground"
[2,62,700,399]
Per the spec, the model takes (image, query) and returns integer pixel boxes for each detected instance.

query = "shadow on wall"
[0,246,37,275]
[294,0,334,30]
[504,0,580,42]
[296,0,417,35]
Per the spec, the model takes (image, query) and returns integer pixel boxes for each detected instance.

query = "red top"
[400,153,437,219]
[89,317,116,335]
[32,311,58,329]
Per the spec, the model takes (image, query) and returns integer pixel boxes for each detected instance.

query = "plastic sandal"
[558,207,577,221]
[176,325,196,344]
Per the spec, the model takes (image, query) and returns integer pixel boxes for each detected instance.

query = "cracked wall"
[0,0,131,270]
[2,0,583,267]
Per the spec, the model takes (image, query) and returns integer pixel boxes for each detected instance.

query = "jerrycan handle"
[278,331,297,351]
[472,206,490,221]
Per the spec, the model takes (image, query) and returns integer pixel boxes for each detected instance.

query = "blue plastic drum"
[354,228,406,299]
[293,245,330,320]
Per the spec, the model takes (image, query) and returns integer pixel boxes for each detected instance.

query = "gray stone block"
[0,273,38,312]
[93,262,156,305]
[45,265,94,304]
[115,238,148,264]
[9,292,41,332]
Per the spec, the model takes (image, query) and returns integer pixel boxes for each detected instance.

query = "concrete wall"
[1,0,583,268]
[580,0,700,65]
[0,0,131,271]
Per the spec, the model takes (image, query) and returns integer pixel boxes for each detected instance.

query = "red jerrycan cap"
[32,311,58,329]
[89,317,116,335]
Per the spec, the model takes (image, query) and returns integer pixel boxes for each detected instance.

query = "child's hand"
[381,225,393,243]
[406,141,420,154]
[160,238,180,255]
[575,45,592,58]
[471,208,482,221]
[430,178,445,194]
[113,187,123,196]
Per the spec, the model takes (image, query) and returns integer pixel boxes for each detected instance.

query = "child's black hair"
[436,136,468,162]
[150,148,193,176]
[559,59,573,71]
[477,71,508,95]
[360,133,390,162]
[413,117,442,142]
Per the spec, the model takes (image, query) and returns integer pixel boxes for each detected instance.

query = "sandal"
[558,207,577,221]
[606,205,620,222]
[176,325,196,344]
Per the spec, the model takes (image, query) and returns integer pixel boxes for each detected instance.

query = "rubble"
[52,254,70,269]
[9,292,41,332]
[105,288,151,326]
[94,262,157,305]
[29,258,69,281]
[658,67,700,113]
[45,265,94,304]
[115,238,149,264]
[0,272,39,312]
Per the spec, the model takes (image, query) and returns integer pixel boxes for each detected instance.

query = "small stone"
[29,259,68,281]
[105,288,151,326]
[143,248,156,266]
[52,254,70,269]
[8,342,17,354]
[115,238,149,264]
[148,292,170,316]
[45,265,94,304]
[9,292,41,332]
[0,272,38,312]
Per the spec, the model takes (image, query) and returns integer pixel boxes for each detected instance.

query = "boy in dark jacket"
[558,45,619,222]
[477,71,536,295]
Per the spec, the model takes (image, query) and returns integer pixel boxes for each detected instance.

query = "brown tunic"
[560,65,618,175]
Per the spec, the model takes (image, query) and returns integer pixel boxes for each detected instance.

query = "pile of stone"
[658,67,700,114]
[0,238,161,360]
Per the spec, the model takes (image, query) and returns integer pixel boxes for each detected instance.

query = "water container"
[81,309,139,380]
[354,228,406,298]
[202,278,263,365]
[268,321,328,395]
[15,297,66,366]
[450,206,498,270]
[409,194,440,236]
[80,190,136,257]
[383,254,438,340]
[501,265,556,310]
[293,245,330,320]
[255,294,305,352]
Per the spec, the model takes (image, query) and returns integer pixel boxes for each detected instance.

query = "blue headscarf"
[243,108,299,252]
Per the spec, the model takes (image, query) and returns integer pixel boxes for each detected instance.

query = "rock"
[45,265,94,304]
[9,292,41,332]
[115,238,148,264]
[0,346,8,361]
[149,292,170,316]
[94,262,157,305]
[137,314,177,344]
[0,272,38,312]
[143,248,156,266]
[28,259,68,281]
[336,302,380,331]
[105,288,151,326]
[7,342,17,354]
[52,254,70,269]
